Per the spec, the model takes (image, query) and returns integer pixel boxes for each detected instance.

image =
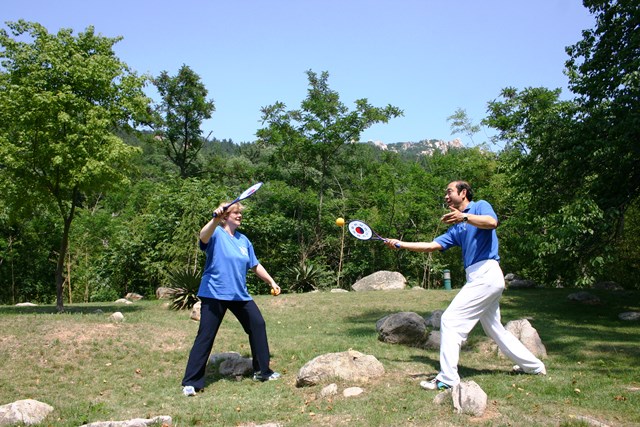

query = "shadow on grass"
[341,288,640,370]
[0,304,144,315]
[500,288,640,364]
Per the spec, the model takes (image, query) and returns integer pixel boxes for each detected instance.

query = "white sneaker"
[512,365,547,375]
[253,371,281,382]
[419,378,451,391]
[182,385,196,396]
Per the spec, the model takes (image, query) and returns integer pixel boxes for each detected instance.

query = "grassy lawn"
[1,288,638,426]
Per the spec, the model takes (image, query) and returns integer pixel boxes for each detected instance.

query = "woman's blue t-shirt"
[197,226,259,301]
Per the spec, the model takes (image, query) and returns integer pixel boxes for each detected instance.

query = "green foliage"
[2,9,640,306]
[167,268,200,310]
[152,65,215,178]
[286,261,333,293]
[257,69,403,224]
[480,2,639,286]
[88,280,119,303]
[0,20,150,310]
[447,107,481,145]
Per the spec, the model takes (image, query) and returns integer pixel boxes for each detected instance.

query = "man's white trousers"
[435,259,546,386]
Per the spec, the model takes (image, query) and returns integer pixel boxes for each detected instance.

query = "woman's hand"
[270,283,281,296]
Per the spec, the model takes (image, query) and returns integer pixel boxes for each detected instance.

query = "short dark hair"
[455,181,474,201]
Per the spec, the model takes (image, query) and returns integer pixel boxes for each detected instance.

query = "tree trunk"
[55,204,76,312]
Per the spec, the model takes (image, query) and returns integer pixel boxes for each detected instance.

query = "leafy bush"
[167,268,201,310]
[89,280,120,302]
[286,261,333,293]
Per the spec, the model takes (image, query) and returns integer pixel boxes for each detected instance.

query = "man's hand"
[441,207,464,224]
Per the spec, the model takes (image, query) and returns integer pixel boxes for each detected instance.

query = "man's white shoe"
[420,378,451,391]
[512,365,546,375]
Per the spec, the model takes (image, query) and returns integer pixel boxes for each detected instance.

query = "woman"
[181,201,281,396]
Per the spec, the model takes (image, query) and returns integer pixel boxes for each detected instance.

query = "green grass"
[1,288,639,426]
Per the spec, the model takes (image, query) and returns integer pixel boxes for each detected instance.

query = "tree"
[0,20,150,311]
[153,65,215,178]
[447,108,481,146]
[482,0,640,286]
[565,0,640,215]
[257,70,403,221]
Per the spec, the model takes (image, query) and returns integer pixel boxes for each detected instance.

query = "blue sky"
[3,1,594,147]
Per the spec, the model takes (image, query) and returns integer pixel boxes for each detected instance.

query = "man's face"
[444,183,465,209]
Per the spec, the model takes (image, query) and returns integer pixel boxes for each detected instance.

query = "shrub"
[167,268,201,310]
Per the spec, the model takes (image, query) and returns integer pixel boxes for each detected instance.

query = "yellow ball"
[270,288,276,296]
[335,217,345,227]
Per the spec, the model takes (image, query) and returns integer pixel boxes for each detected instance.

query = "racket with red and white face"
[214,182,263,218]
[347,220,399,247]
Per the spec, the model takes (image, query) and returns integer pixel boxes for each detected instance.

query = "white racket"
[347,220,399,247]
[214,182,263,217]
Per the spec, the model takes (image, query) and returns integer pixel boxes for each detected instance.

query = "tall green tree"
[0,20,150,311]
[257,70,403,222]
[153,65,215,178]
[483,0,639,286]
[565,0,640,214]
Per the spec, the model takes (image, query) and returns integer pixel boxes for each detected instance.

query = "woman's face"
[224,206,243,227]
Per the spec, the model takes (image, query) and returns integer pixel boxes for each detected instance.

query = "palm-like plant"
[287,261,331,293]
[167,268,201,310]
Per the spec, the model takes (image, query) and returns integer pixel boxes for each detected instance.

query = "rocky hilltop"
[364,138,464,156]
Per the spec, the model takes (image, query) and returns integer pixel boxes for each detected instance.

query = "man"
[384,180,545,390]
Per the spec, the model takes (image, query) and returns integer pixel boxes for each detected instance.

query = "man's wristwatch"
[462,214,469,222]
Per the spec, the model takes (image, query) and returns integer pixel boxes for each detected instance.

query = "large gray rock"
[567,291,601,305]
[296,350,385,387]
[432,381,487,417]
[499,319,547,359]
[0,399,54,426]
[351,271,406,291]
[619,311,640,321]
[424,330,441,350]
[109,312,125,323]
[376,312,428,347]
[425,310,444,330]
[593,281,623,291]
[190,301,201,321]
[452,381,487,416]
[209,352,253,378]
[155,287,175,299]
[505,273,537,289]
[125,292,144,301]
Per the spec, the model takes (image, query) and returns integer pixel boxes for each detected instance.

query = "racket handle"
[212,205,230,218]
[383,238,401,248]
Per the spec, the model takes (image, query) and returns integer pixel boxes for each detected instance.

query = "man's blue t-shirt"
[434,200,500,269]
[197,226,259,301]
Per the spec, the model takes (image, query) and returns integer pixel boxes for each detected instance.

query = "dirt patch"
[44,322,121,344]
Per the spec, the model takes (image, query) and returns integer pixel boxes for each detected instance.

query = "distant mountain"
[362,139,464,156]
